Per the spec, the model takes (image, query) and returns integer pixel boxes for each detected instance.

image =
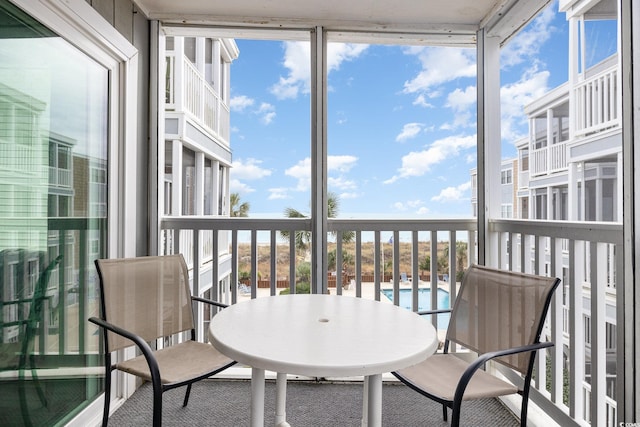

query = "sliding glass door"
[0,1,107,424]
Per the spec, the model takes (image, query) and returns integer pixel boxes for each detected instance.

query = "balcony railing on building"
[574,62,619,138]
[165,51,230,143]
[530,59,619,178]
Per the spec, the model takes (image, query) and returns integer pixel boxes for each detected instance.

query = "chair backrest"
[446,264,560,374]
[95,254,194,352]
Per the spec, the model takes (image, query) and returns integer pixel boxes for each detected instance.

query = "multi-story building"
[472,0,620,420]
[161,35,239,312]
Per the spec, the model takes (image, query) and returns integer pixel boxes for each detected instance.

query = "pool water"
[380,288,450,329]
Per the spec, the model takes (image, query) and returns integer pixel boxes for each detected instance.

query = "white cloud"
[257,102,276,124]
[229,179,255,194]
[230,95,255,112]
[339,192,360,199]
[329,176,357,190]
[232,158,272,180]
[328,43,368,72]
[436,80,478,131]
[268,188,291,200]
[501,69,550,140]
[230,96,276,125]
[384,134,476,184]
[270,41,368,100]
[412,94,434,108]
[392,199,427,213]
[329,155,358,172]
[285,155,359,192]
[501,6,556,68]
[446,86,476,112]
[416,207,430,215]
[396,123,424,142]
[403,47,476,96]
[431,182,472,202]
[284,158,311,191]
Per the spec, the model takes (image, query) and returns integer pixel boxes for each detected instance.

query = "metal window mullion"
[355,231,362,298]
[430,230,438,329]
[336,236,343,296]
[231,229,238,304]
[270,231,277,296]
[211,228,219,301]
[193,230,204,341]
[373,231,381,301]
[411,230,419,312]
[251,230,257,299]
[310,27,328,295]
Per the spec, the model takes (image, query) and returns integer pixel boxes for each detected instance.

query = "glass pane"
[0,0,108,425]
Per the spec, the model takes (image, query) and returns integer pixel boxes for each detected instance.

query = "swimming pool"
[380,288,450,329]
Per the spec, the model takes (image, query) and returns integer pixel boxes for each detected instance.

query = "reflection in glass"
[0,0,108,425]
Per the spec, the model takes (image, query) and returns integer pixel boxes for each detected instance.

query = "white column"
[195,152,205,215]
[568,162,577,221]
[221,166,229,216]
[213,40,221,94]
[547,108,554,171]
[617,151,623,222]
[595,171,603,222]
[174,36,185,113]
[172,140,183,215]
[195,37,205,76]
[547,186,553,220]
[212,159,220,215]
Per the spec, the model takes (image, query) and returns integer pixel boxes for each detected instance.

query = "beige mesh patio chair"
[393,264,560,427]
[89,254,236,427]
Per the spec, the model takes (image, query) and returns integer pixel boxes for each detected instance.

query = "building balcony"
[154,215,621,427]
[5,215,622,426]
[165,51,231,144]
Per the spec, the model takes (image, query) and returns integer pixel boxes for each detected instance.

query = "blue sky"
[227,1,613,219]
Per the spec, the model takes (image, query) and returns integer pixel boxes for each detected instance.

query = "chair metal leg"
[183,384,192,407]
[521,385,531,427]
[102,369,112,426]
[451,398,462,427]
[152,383,163,427]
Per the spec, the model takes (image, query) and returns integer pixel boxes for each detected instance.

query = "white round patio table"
[208,294,438,427]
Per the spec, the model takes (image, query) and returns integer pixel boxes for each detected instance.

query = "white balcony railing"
[165,53,230,143]
[159,215,622,427]
[491,218,622,427]
[574,67,619,137]
[531,141,568,177]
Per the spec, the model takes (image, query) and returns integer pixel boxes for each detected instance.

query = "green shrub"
[279,282,310,295]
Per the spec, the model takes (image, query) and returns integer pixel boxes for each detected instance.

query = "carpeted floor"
[108,379,519,426]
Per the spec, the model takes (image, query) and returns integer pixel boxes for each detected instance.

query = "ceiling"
[134,0,552,46]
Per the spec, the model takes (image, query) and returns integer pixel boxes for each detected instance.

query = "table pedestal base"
[251,368,265,427]
[275,372,290,427]
[362,374,382,427]
[250,371,381,427]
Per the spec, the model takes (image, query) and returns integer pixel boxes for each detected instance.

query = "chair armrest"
[191,296,229,309]
[417,308,452,316]
[453,341,554,403]
[88,316,162,387]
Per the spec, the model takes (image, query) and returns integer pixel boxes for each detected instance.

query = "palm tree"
[230,192,250,217]
[281,192,354,253]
